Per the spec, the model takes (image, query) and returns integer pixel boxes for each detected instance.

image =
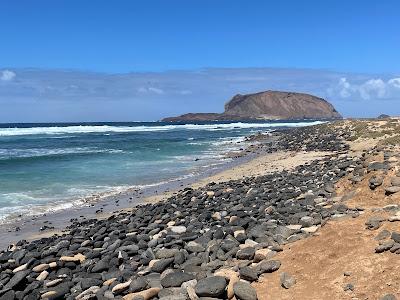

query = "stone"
[91,258,110,272]
[280,272,296,289]
[256,260,281,274]
[254,248,275,263]
[32,263,50,272]
[129,277,148,292]
[390,243,400,253]
[301,225,319,233]
[76,286,100,300]
[375,240,395,253]
[12,263,28,273]
[206,191,215,197]
[239,266,258,282]
[112,280,132,293]
[369,175,384,189]
[41,282,73,299]
[80,278,102,290]
[45,279,63,287]
[60,253,86,263]
[391,177,400,186]
[161,271,195,288]
[123,287,161,300]
[4,270,30,289]
[365,217,385,230]
[388,216,400,222]
[381,294,397,300]
[1,290,15,300]
[158,287,187,300]
[151,258,174,273]
[195,276,227,297]
[103,278,117,286]
[236,247,255,260]
[286,224,302,231]
[212,212,222,221]
[156,248,180,259]
[375,230,391,241]
[186,241,205,253]
[299,216,314,227]
[368,162,388,172]
[227,275,239,299]
[391,232,400,243]
[36,270,49,281]
[233,280,257,300]
[343,283,354,291]
[170,226,187,234]
[385,186,400,195]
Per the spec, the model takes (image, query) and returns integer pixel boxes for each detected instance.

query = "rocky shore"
[1,119,400,300]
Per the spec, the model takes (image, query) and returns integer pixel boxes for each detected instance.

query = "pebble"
[280,272,296,289]
[233,280,258,300]
[195,276,227,297]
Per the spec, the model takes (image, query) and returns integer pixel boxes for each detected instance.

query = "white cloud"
[148,87,164,94]
[137,86,164,94]
[338,78,351,98]
[1,70,16,81]
[359,79,386,100]
[335,77,400,100]
[388,78,400,88]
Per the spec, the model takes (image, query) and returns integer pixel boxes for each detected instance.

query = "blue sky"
[0,1,399,121]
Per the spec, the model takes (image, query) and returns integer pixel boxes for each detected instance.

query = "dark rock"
[4,270,30,290]
[236,247,255,260]
[239,267,258,282]
[375,240,395,253]
[43,282,73,300]
[0,290,15,300]
[233,281,257,300]
[80,277,102,290]
[343,283,354,291]
[129,277,148,292]
[195,276,227,297]
[256,260,281,274]
[151,257,174,273]
[369,176,384,190]
[91,258,110,273]
[366,217,385,230]
[375,230,391,241]
[391,232,400,243]
[385,186,400,195]
[161,271,195,288]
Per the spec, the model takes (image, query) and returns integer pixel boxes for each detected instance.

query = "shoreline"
[0,131,330,249]
[0,134,270,248]
[2,119,400,300]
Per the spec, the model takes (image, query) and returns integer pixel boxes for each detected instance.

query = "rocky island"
[163,90,342,122]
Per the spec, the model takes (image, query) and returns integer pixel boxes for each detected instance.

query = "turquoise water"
[0,121,323,222]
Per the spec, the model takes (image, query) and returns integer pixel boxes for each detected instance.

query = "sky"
[0,0,399,122]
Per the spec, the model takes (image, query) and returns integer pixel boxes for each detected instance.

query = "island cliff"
[162,90,342,121]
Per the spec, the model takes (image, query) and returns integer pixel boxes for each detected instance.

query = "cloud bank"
[332,77,400,100]
[0,70,16,81]
[0,68,399,122]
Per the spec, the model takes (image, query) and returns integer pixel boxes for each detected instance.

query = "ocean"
[0,121,323,223]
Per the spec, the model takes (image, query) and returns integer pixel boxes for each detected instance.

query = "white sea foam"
[0,147,124,159]
[0,121,325,136]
